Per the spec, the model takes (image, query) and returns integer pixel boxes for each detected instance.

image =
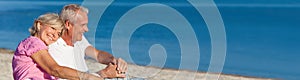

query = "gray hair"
[60,4,89,24]
[29,13,64,36]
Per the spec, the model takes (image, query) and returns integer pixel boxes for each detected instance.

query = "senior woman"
[12,13,117,80]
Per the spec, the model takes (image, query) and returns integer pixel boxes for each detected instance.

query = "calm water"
[0,0,300,79]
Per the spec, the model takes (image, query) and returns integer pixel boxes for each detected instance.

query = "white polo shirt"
[49,36,91,72]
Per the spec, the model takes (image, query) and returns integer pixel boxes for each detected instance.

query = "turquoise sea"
[0,0,300,79]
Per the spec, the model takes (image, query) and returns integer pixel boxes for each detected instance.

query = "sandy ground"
[0,49,274,80]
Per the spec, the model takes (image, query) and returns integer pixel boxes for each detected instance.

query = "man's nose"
[83,25,89,32]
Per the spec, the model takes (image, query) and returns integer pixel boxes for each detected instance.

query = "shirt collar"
[56,37,71,47]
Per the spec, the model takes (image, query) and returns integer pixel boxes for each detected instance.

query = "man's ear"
[65,20,71,30]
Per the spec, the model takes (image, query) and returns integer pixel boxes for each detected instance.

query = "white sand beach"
[0,48,274,80]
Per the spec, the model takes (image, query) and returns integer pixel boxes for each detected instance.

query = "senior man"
[49,4,127,79]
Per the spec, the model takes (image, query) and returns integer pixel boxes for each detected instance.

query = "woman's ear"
[36,21,41,31]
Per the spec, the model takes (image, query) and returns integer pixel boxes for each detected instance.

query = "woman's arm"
[31,49,102,80]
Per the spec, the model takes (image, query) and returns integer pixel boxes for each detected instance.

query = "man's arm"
[85,46,128,73]
[85,46,114,65]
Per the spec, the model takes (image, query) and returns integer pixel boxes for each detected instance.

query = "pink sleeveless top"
[12,36,56,80]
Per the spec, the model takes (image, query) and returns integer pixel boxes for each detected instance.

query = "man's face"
[71,11,88,43]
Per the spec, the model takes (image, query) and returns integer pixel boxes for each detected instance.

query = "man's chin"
[78,34,83,41]
[75,38,82,42]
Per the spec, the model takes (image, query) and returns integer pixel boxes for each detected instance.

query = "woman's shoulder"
[20,36,44,46]
[16,36,47,55]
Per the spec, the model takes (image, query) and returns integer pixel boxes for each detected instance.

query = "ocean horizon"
[1,0,300,79]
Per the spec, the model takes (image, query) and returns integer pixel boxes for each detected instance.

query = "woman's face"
[38,24,62,45]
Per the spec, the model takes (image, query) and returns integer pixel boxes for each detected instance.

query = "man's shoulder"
[49,38,67,48]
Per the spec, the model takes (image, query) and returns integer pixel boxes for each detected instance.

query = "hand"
[98,63,126,78]
[112,58,127,74]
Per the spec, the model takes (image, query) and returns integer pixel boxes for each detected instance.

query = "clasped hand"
[98,58,127,78]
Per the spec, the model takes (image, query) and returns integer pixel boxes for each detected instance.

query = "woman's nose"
[53,31,60,40]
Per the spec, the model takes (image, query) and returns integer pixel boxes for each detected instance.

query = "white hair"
[60,4,89,24]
